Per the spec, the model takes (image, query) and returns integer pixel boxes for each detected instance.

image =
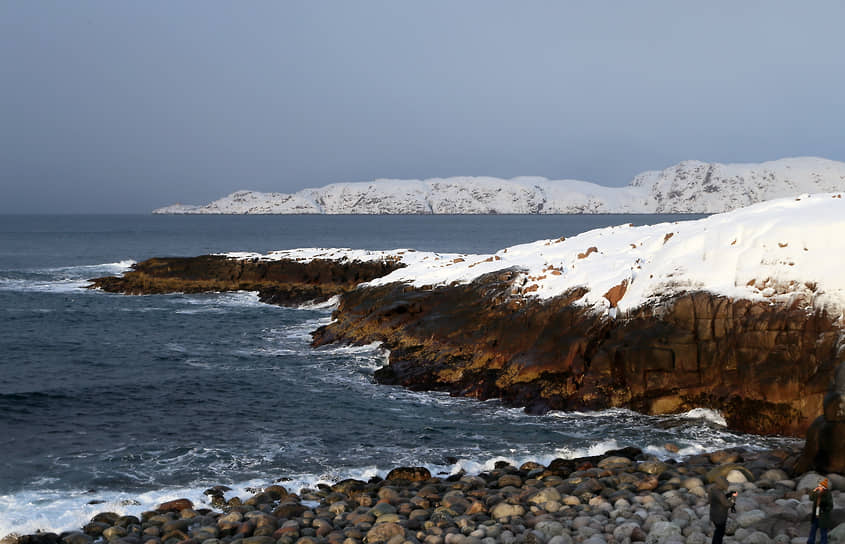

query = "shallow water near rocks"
[0,214,797,536]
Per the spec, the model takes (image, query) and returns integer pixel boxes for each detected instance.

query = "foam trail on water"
[677,408,728,426]
[296,295,341,310]
[0,260,136,293]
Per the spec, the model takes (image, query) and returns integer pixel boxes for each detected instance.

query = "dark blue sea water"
[0,214,795,536]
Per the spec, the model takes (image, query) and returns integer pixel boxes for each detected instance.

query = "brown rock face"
[88,255,403,305]
[312,270,843,436]
[157,498,193,513]
[795,361,845,473]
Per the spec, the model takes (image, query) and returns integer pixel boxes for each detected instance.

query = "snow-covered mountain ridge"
[154,157,845,214]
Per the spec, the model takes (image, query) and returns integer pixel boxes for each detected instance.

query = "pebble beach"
[6,444,841,544]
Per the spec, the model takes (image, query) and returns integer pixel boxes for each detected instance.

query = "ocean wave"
[0,260,135,293]
[171,291,273,314]
[0,277,91,293]
[279,316,333,337]
[0,485,212,538]
[295,295,341,310]
[43,260,136,275]
[676,407,728,426]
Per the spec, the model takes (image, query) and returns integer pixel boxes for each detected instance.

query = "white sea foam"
[0,422,796,539]
[296,295,341,310]
[0,486,210,539]
[0,277,90,293]
[0,260,136,294]
[280,317,333,340]
[315,342,385,356]
[172,291,272,312]
[40,260,136,276]
[678,407,728,426]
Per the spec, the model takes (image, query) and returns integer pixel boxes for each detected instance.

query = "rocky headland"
[89,251,843,437]
[88,253,404,306]
[89,195,845,474]
[10,444,845,544]
[310,273,840,437]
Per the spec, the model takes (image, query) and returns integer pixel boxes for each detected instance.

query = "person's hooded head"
[819,478,830,490]
[714,475,729,491]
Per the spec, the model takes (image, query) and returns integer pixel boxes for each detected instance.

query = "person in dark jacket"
[709,476,737,544]
[807,477,833,544]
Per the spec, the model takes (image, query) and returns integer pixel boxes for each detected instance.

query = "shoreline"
[6,442,838,544]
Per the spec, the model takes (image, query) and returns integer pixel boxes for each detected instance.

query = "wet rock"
[244,493,274,507]
[364,522,404,543]
[369,503,397,518]
[241,537,274,544]
[92,513,121,525]
[273,503,309,520]
[82,523,109,538]
[490,503,525,520]
[102,527,127,541]
[156,500,194,514]
[59,533,91,544]
[636,461,668,475]
[528,488,562,505]
[385,467,431,482]
[333,479,367,495]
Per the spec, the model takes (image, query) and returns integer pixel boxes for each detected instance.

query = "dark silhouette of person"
[709,476,737,544]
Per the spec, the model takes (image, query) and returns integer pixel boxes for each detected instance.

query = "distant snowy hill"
[153,157,845,214]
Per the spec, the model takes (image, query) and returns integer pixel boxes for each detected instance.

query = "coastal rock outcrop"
[312,270,842,436]
[795,361,845,473]
[89,252,844,437]
[88,254,403,305]
[91,195,845,439]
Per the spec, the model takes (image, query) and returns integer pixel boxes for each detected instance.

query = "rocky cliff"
[311,270,841,437]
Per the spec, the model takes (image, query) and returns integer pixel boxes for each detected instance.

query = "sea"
[0,214,799,537]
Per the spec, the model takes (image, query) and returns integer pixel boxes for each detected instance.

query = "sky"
[2,1,845,214]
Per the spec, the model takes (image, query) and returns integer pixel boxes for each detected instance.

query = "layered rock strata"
[312,270,842,437]
[88,255,404,306]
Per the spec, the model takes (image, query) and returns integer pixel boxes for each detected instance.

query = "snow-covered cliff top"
[225,193,845,319]
[156,157,845,214]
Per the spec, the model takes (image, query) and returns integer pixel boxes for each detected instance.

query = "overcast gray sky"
[2,1,844,213]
